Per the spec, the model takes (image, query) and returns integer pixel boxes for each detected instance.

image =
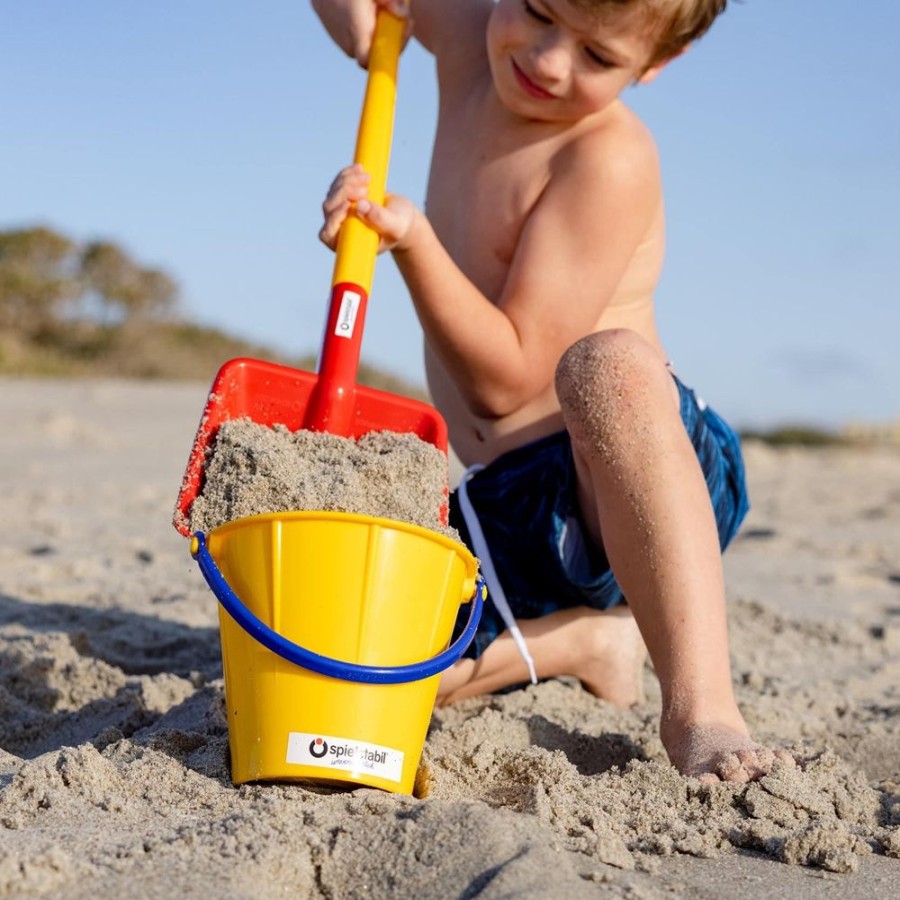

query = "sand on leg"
[554,328,793,783]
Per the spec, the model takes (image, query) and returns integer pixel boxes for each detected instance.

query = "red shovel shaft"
[304,281,370,433]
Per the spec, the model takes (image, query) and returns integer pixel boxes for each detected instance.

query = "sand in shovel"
[186,417,458,541]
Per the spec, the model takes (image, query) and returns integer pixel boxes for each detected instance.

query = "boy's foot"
[662,721,796,785]
[437,605,646,707]
[574,605,647,708]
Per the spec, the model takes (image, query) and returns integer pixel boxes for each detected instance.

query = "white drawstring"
[457,464,539,685]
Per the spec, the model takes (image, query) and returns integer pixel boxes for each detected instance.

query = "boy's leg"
[553,328,792,783]
[437,604,647,707]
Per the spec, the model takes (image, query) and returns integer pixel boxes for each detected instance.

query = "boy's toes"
[734,746,773,779]
[716,752,752,783]
[750,747,776,770]
[714,746,793,784]
[697,772,722,787]
[666,722,796,785]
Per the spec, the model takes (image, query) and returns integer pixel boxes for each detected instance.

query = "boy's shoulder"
[525,103,663,255]
[552,102,661,197]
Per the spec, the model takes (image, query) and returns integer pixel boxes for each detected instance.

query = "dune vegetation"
[0,225,424,398]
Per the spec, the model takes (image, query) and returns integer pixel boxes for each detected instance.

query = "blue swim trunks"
[449,376,750,659]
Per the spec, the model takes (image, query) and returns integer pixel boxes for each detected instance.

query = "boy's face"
[486,0,666,123]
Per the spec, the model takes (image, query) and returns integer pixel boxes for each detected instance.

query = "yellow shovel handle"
[331,10,404,294]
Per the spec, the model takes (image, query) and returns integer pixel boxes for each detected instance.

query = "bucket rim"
[206,509,476,569]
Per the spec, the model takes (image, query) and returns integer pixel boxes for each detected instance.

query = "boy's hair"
[571,0,728,69]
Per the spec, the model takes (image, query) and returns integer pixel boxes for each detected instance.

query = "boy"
[313,0,793,784]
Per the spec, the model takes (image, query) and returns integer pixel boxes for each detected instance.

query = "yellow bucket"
[190,511,481,794]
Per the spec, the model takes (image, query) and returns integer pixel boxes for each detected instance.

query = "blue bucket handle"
[191,532,484,685]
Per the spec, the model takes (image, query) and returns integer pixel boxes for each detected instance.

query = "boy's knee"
[555,329,677,455]
[556,329,660,412]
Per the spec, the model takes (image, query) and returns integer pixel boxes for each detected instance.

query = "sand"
[0,376,898,898]
[185,417,455,539]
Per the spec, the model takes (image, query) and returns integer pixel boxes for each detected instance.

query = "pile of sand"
[1,379,898,898]
[185,418,456,540]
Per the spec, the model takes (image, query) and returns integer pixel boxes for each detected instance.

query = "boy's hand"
[320,164,420,253]
[311,0,412,68]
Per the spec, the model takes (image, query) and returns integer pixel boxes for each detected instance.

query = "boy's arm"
[391,127,663,418]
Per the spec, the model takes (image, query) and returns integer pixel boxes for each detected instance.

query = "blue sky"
[2,1,898,429]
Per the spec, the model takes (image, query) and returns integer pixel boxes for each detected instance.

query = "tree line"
[0,224,426,390]
[0,226,178,339]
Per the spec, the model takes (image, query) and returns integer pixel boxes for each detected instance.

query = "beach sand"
[0,377,897,898]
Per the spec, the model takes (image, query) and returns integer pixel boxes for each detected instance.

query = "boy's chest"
[426,105,559,293]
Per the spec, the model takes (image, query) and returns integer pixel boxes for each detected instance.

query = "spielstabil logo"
[287,732,404,783]
[334,289,361,339]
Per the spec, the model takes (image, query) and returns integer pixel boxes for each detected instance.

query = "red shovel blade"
[173,356,448,536]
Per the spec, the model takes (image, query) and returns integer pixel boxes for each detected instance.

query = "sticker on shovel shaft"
[334,290,362,339]
[287,732,404,783]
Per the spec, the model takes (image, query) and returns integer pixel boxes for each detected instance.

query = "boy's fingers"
[327,164,367,193]
[319,205,354,248]
[323,170,370,216]
[321,196,348,219]
[318,222,337,249]
[355,199,393,234]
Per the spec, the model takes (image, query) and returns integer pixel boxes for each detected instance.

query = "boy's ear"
[636,44,690,85]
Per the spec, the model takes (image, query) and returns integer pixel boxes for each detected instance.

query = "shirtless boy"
[312,0,792,783]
